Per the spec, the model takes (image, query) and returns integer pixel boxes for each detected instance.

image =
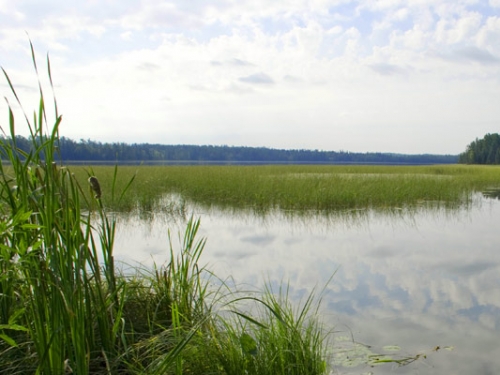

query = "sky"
[0,0,499,155]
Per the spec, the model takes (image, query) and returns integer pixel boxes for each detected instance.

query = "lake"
[111,193,500,374]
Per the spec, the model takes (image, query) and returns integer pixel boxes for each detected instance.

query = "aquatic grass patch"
[116,218,218,375]
[206,282,330,375]
[67,164,500,214]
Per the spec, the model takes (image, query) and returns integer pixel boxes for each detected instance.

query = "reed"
[0,42,131,374]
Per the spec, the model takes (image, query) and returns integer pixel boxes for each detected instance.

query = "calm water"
[112,195,500,374]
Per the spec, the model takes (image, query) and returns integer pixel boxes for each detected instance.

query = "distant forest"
[2,136,459,164]
[458,133,500,164]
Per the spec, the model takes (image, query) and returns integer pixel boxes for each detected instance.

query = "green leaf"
[239,333,257,356]
[0,322,29,347]
[229,310,268,329]
[0,324,28,332]
[0,333,18,347]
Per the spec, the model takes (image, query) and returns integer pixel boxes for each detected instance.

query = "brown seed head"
[88,176,102,199]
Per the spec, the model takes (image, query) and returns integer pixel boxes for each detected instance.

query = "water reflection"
[483,188,500,200]
[112,196,500,374]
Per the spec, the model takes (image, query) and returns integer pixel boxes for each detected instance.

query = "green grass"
[210,283,330,375]
[67,163,500,215]
[0,43,336,375]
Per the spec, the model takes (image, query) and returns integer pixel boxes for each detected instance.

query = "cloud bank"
[1,0,499,153]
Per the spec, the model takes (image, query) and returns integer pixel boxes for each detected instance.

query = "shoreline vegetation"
[70,164,500,215]
[0,47,338,375]
[0,45,494,374]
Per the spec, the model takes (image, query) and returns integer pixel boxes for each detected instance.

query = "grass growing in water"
[0,44,337,374]
[210,284,329,375]
[68,163,500,214]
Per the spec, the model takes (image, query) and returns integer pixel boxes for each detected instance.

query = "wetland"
[2,48,499,375]
[3,148,500,374]
[106,167,500,374]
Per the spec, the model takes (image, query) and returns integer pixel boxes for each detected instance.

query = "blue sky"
[1,0,499,154]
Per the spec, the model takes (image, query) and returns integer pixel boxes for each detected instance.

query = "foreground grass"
[0,45,333,375]
[68,163,500,214]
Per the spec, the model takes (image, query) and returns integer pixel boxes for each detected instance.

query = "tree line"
[458,133,500,164]
[1,135,458,164]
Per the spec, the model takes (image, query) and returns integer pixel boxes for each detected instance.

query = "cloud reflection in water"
[113,199,500,374]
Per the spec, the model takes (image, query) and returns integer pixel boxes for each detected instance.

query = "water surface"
[112,196,500,374]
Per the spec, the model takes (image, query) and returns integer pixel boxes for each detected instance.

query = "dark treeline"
[3,136,458,164]
[458,133,500,164]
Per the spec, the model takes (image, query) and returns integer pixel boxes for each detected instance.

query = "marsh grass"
[67,163,500,215]
[0,44,337,374]
[0,42,133,374]
[211,283,330,375]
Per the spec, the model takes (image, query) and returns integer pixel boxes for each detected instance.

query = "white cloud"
[477,16,500,51]
[435,11,483,44]
[1,0,500,153]
[239,72,275,84]
[368,62,408,75]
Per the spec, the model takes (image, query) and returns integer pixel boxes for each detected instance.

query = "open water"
[112,194,500,374]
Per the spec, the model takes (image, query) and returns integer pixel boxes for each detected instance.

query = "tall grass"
[210,284,330,375]
[0,41,130,374]
[67,163,500,214]
[0,44,335,374]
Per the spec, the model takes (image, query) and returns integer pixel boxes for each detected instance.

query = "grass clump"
[0,44,333,374]
[210,284,329,375]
